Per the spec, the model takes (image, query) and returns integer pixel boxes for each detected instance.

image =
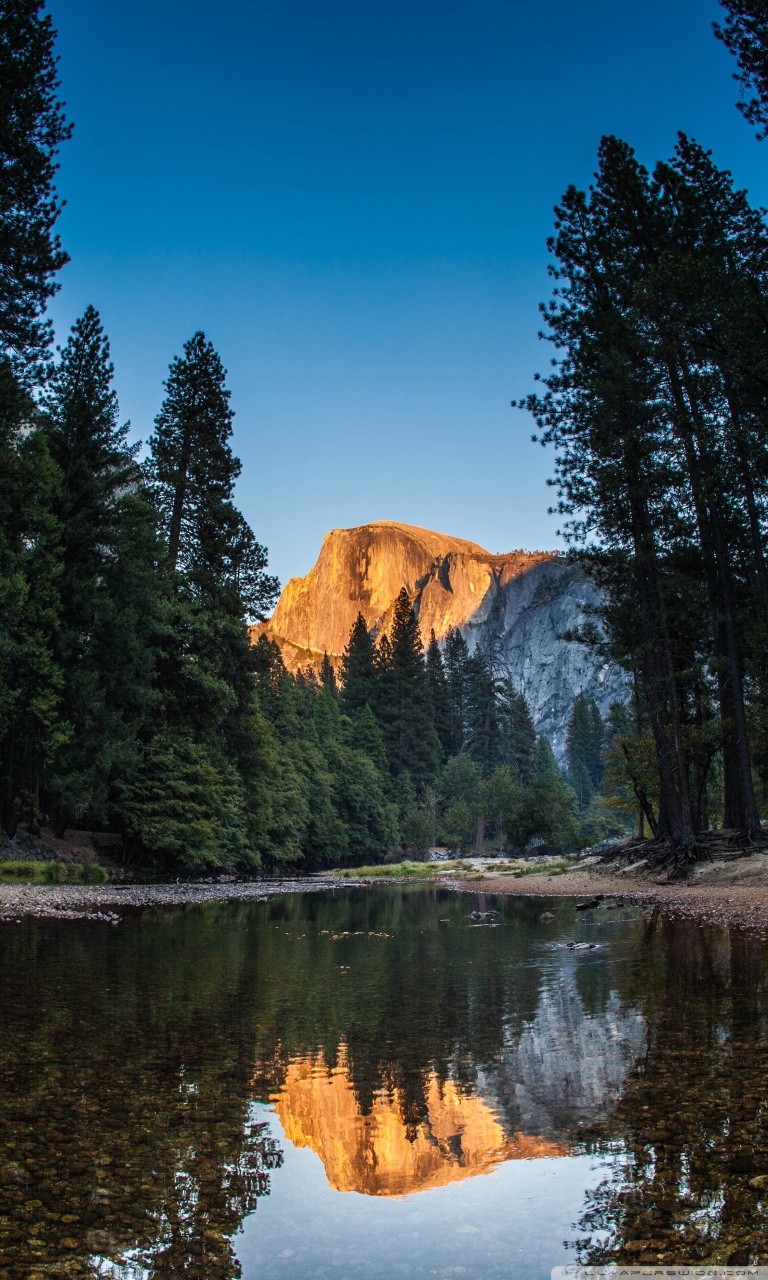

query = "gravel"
[0,876,360,924]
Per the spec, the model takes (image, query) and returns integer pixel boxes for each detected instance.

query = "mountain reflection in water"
[266,1047,567,1196]
[1,887,768,1279]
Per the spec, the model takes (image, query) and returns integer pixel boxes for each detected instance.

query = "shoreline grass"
[335,857,572,881]
[0,860,109,885]
[336,860,473,879]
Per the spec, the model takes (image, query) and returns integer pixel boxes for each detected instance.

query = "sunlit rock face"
[269,1049,567,1197]
[253,520,627,757]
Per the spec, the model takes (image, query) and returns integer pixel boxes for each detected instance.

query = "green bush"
[0,860,43,882]
[42,861,64,884]
[75,862,109,884]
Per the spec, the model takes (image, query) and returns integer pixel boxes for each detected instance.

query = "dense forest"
[2,0,768,870]
[0,0,618,872]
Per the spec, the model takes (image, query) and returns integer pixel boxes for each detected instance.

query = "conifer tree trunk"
[627,472,695,847]
[721,375,768,631]
[669,360,760,831]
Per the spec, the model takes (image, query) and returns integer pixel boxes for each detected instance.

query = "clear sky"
[47,0,766,588]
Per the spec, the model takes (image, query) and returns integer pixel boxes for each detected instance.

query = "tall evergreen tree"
[518,135,763,845]
[463,647,501,776]
[346,703,390,777]
[534,735,558,778]
[42,307,158,829]
[127,335,281,867]
[45,307,139,623]
[0,0,71,833]
[150,331,235,576]
[566,694,605,813]
[379,589,440,788]
[425,629,450,757]
[149,331,278,618]
[340,614,377,717]
[373,632,395,739]
[443,626,469,756]
[0,393,63,834]
[319,651,338,698]
[498,679,537,784]
[0,0,71,375]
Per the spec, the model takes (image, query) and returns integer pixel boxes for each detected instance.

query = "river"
[3,886,768,1277]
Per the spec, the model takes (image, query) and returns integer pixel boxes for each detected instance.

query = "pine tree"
[519,137,704,847]
[149,332,278,619]
[443,626,469,756]
[380,588,440,788]
[566,694,598,814]
[498,679,536,784]
[588,699,605,789]
[0,0,71,832]
[137,335,280,867]
[45,307,139,622]
[0,385,64,834]
[425,629,450,757]
[319,651,338,698]
[340,614,377,716]
[463,646,501,776]
[346,703,390,777]
[373,632,395,740]
[534,735,558,778]
[150,332,235,575]
[0,0,72,375]
[714,1,768,137]
[41,307,158,830]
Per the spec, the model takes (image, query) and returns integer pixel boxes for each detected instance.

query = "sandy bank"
[433,851,768,938]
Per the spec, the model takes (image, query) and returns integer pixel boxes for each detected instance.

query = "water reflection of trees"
[573,920,768,1267]
[6,889,763,1276]
[3,887,626,1277]
[0,909,283,1279]
[249,888,556,1128]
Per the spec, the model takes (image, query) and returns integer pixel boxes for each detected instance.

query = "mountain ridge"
[252,520,626,757]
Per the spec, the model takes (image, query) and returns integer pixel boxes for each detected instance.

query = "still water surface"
[3,887,768,1278]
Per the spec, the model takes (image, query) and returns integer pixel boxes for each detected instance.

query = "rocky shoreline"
[0,876,355,923]
[3,858,768,938]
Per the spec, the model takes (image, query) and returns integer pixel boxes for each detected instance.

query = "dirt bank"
[439,857,768,938]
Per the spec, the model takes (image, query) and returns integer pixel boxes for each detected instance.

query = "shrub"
[0,860,43,882]
[75,862,109,884]
[42,861,64,884]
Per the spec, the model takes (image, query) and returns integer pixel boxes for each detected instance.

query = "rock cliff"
[253,520,627,758]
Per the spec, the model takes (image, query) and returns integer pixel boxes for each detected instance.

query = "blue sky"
[48,0,766,587]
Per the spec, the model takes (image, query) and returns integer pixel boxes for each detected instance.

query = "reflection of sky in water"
[238,1103,611,1280]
